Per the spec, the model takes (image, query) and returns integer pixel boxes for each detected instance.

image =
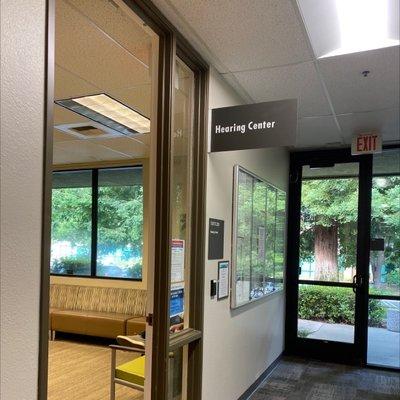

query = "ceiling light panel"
[297,0,400,58]
[56,93,150,135]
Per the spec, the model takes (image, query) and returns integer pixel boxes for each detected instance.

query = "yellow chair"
[110,336,146,400]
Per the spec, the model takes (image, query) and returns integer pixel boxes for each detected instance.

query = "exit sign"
[351,133,382,155]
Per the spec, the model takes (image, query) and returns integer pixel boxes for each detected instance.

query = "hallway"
[250,357,400,400]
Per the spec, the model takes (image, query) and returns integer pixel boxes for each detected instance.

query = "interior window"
[50,166,144,280]
[51,170,92,276]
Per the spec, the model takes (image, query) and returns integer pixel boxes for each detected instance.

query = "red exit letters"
[352,133,382,155]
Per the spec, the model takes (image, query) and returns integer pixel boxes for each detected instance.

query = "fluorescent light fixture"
[55,94,150,135]
[321,0,399,58]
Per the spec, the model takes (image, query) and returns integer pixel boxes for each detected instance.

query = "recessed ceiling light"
[55,93,150,135]
[321,0,399,58]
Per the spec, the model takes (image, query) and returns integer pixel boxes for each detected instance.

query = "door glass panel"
[369,150,400,297]
[170,58,194,329]
[298,162,359,344]
[298,284,355,343]
[168,58,195,400]
[367,149,400,368]
[168,347,184,400]
[300,163,359,283]
[367,299,400,368]
[49,1,159,399]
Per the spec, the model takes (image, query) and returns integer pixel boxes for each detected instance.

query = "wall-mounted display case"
[231,165,286,309]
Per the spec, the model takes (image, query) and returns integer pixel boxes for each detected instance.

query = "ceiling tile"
[68,0,152,66]
[319,46,400,114]
[53,129,77,142]
[90,137,149,158]
[54,105,87,125]
[153,0,312,72]
[111,84,152,118]
[338,108,400,144]
[53,140,130,165]
[56,0,151,93]
[55,65,99,100]
[232,62,331,117]
[297,116,342,148]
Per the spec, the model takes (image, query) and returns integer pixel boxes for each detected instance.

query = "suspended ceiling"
[151,0,400,149]
[53,0,155,165]
[54,0,399,165]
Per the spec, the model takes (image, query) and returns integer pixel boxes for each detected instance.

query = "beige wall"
[202,69,289,400]
[0,1,46,399]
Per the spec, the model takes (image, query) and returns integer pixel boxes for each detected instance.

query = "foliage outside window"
[299,172,399,294]
[231,165,286,308]
[51,167,144,280]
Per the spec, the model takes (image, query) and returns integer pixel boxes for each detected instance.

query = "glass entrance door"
[287,148,399,368]
[367,148,400,369]
[297,162,361,345]
[286,150,372,364]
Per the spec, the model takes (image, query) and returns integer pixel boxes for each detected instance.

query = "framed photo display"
[231,165,286,309]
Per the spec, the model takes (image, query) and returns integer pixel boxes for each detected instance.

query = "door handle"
[352,274,363,293]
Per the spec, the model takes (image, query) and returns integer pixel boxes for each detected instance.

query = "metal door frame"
[285,148,372,365]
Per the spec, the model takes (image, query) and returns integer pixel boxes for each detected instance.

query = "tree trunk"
[371,251,385,288]
[314,225,338,281]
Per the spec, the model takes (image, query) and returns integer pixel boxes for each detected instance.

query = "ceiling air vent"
[71,125,108,138]
[54,122,124,140]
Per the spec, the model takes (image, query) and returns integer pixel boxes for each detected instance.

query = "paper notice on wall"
[171,239,185,283]
[218,261,229,300]
[170,283,184,317]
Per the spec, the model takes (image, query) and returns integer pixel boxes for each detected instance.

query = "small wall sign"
[351,132,382,155]
[211,99,297,152]
[217,261,229,300]
[208,218,224,260]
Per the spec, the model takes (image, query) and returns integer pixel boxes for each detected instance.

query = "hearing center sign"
[211,99,297,152]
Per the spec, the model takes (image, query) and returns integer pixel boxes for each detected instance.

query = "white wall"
[0,1,46,399]
[202,69,289,400]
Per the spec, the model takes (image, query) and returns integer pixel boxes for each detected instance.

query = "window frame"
[50,165,145,281]
[231,164,286,309]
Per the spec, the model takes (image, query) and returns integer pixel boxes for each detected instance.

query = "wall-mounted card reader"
[210,280,217,298]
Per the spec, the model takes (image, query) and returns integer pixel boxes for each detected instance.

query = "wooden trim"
[186,57,209,400]
[38,0,54,399]
[150,29,174,400]
[169,329,202,351]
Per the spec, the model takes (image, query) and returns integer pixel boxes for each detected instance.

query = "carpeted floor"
[249,357,400,400]
[48,336,144,400]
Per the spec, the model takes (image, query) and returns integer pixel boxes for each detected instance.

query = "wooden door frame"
[38,1,208,399]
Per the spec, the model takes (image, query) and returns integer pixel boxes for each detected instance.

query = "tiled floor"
[249,357,400,400]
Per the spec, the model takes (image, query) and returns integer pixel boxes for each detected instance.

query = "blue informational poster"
[170,286,184,317]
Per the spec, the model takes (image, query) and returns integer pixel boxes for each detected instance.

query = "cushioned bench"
[49,284,147,339]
